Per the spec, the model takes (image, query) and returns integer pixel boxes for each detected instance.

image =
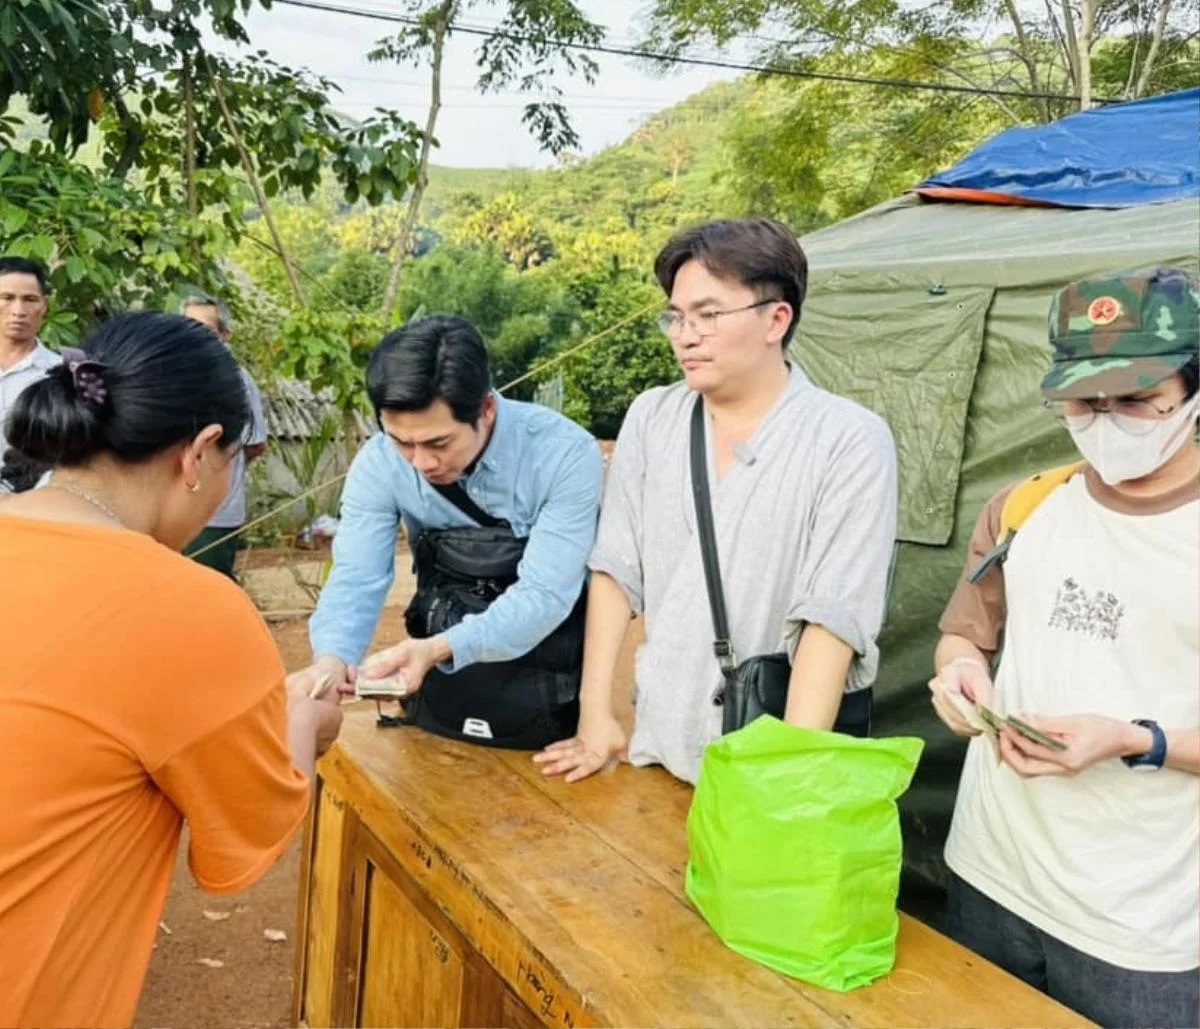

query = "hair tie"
[61,347,109,407]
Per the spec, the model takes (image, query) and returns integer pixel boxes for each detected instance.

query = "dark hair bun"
[5,365,105,465]
[4,312,249,470]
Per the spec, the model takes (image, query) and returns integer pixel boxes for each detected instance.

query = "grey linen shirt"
[590,365,898,783]
[208,367,267,529]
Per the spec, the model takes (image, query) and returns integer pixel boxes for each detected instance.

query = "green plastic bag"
[685,716,924,991]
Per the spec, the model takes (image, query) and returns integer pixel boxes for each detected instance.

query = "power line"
[329,71,682,104]
[273,0,1098,105]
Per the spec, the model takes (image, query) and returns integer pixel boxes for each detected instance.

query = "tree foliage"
[0,1,424,216]
[554,269,676,439]
[644,0,1198,113]
[369,0,604,157]
[0,145,226,346]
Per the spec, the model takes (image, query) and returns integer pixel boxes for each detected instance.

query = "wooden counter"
[293,706,1092,1028]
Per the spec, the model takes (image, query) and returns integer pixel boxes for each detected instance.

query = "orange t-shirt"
[0,516,310,1028]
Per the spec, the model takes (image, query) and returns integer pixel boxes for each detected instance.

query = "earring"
[187,481,200,494]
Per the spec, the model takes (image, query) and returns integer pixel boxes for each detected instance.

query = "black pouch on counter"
[383,482,584,750]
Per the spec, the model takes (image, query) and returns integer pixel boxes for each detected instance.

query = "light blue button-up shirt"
[309,394,604,670]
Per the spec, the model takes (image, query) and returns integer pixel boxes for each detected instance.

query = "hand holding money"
[356,636,452,699]
[929,657,995,738]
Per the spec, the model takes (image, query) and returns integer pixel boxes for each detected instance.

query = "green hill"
[420,77,755,239]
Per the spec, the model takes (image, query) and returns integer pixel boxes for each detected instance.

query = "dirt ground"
[133,552,641,1029]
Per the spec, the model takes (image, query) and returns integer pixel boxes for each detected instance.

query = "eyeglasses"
[1043,396,1182,437]
[656,298,782,338]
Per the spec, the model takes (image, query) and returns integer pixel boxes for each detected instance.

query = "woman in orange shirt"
[0,312,343,1028]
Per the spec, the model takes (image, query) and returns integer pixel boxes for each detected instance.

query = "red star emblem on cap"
[1087,296,1121,325]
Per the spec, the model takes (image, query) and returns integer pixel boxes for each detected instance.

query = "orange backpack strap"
[966,461,1087,584]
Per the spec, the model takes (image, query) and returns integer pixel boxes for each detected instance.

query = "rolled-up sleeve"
[444,433,603,669]
[309,437,401,665]
[587,394,648,613]
[786,414,898,690]
[937,485,1013,658]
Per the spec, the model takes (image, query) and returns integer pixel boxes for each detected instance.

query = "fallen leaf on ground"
[158,921,172,935]
[196,958,225,969]
[202,910,232,922]
[263,928,288,942]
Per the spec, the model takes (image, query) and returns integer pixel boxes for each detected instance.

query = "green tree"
[0,145,226,346]
[0,1,423,210]
[368,0,605,319]
[644,0,1197,115]
[555,269,677,439]
[1,0,424,319]
[717,64,1013,232]
[321,249,392,314]
[230,202,342,305]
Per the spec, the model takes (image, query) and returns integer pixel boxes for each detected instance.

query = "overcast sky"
[215,0,751,168]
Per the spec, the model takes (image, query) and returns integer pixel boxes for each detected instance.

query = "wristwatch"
[1122,719,1167,771]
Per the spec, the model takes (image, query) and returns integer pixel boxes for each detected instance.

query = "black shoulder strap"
[689,396,736,672]
[432,480,507,529]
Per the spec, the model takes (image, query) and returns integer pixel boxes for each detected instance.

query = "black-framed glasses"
[656,298,783,338]
[1043,396,1181,437]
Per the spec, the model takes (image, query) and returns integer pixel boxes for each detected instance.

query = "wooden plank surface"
[301,781,353,1028]
[358,864,466,1027]
[317,706,1094,1029]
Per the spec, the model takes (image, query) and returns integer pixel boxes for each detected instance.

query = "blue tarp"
[917,88,1200,208]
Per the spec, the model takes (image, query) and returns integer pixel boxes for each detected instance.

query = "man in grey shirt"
[181,294,268,579]
[536,218,898,784]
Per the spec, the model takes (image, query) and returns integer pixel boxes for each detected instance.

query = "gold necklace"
[50,482,125,527]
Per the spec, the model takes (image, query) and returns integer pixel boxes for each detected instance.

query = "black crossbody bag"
[689,397,872,737]
[382,482,585,750]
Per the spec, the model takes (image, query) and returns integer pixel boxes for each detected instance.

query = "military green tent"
[790,92,1200,920]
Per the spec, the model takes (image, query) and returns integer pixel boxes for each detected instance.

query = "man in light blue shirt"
[292,314,604,701]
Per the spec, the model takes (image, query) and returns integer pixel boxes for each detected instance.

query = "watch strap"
[1122,719,1167,769]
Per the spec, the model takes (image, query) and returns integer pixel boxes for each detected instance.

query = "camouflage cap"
[1041,266,1199,400]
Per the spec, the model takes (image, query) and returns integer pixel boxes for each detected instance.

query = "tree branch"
[203,54,307,307]
[1135,0,1175,97]
[1077,0,1096,109]
[1123,5,1145,99]
[928,60,1023,123]
[110,96,144,180]
[379,0,458,323]
[1059,0,1082,93]
[1002,0,1050,120]
[181,52,198,217]
[1043,0,1075,89]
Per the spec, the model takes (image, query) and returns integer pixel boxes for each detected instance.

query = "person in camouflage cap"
[1042,265,1199,399]
[926,265,1199,1028]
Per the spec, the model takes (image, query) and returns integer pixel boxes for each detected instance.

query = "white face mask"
[1067,396,1200,486]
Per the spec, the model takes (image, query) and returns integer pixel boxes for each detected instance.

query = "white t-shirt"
[944,472,1199,972]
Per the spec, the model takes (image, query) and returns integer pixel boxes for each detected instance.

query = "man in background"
[181,293,268,579]
[0,258,58,465]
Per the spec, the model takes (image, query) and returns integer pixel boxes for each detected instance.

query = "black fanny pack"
[386,482,585,750]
